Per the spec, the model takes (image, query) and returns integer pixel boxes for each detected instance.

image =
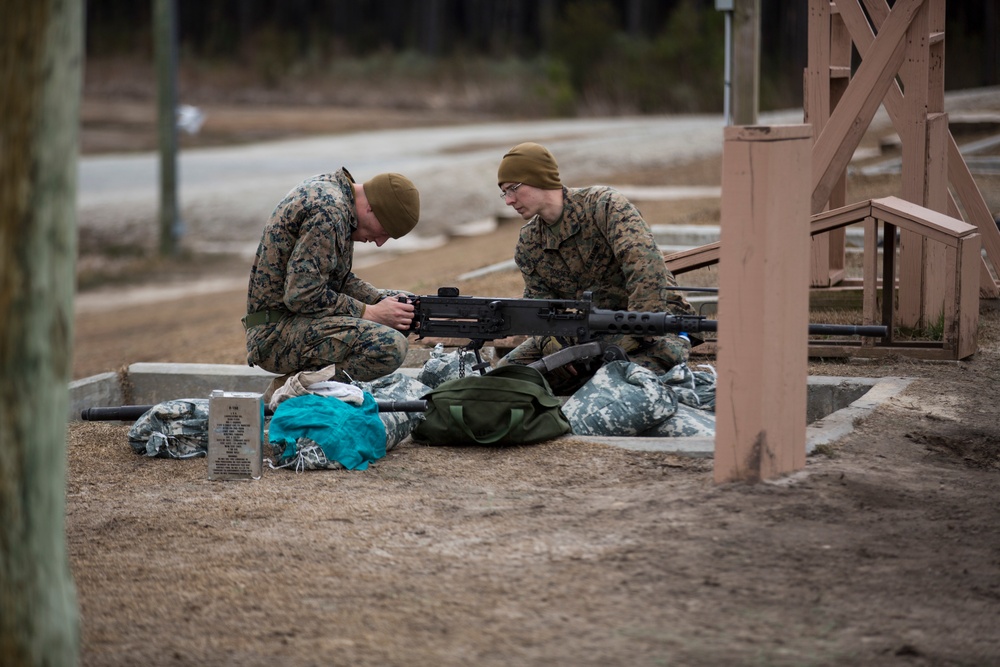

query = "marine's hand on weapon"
[538,335,582,381]
[363,294,414,331]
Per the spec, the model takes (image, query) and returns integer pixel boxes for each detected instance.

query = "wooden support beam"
[948,140,1000,291]
[848,0,1000,296]
[805,0,830,288]
[805,0,832,129]
[811,0,923,214]
[949,192,1000,299]
[731,0,761,125]
[871,196,977,245]
[809,199,871,234]
[862,216,880,339]
[956,233,982,358]
[894,0,931,326]
[665,242,720,274]
[920,113,950,323]
[715,125,813,484]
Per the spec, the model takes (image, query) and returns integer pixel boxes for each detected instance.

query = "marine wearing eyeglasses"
[496,142,694,394]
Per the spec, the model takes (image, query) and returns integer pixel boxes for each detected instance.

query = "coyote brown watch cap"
[497,142,562,190]
[364,173,420,238]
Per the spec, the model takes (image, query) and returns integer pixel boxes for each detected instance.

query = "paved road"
[77,86,1000,256]
[77,111,800,253]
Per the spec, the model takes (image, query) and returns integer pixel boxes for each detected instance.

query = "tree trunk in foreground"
[0,0,83,664]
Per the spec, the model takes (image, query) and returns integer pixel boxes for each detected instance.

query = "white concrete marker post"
[715,125,814,484]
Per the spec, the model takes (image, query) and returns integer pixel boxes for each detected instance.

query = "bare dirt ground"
[67,89,1000,666]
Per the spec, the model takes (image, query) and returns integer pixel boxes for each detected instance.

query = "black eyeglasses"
[499,183,523,199]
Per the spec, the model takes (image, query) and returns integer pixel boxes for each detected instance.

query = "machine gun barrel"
[803,323,889,337]
[587,308,888,338]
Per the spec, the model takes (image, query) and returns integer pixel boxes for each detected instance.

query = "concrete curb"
[69,363,279,421]
[804,376,915,450]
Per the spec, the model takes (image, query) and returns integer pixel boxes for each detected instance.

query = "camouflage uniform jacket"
[514,186,693,315]
[246,168,381,334]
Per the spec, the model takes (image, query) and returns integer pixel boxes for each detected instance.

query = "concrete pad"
[804,376,914,451]
[68,372,122,421]
[70,363,423,421]
[70,364,913,459]
[558,434,716,457]
[126,362,279,406]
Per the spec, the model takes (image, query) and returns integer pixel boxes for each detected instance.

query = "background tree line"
[85,0,999,116]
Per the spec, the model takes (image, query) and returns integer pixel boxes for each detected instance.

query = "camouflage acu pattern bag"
[640,403,716,437]
[412,364,570,446]
[354,372,431,449]
[417,344,491,388]
[127,399,210,459]
[640,364,716,437]
[562,361,678,436]
[659,363,717,411]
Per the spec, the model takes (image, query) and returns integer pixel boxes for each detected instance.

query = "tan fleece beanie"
[363,173,420,239]
[497,142,562,190]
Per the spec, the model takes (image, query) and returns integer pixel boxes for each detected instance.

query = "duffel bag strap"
[448,405,524,444]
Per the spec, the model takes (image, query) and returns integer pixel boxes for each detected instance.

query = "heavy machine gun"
[405,287,888,375]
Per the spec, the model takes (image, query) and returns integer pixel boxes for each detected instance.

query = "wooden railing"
[665,196,981,360]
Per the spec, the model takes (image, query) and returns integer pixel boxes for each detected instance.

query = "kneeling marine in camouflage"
[495,142,695,394]
[244,168,420,382]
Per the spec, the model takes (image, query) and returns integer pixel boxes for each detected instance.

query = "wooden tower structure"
[666,0,999,361]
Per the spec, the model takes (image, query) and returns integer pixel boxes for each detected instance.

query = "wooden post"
[154,0,180,256]
[921,112,950,324]
[0,0,82,663]
[805,0,850,287]
[715,125,813,484]
[896,0,931,327]
[731,0,760,125]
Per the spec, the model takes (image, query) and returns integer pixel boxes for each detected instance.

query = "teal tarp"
[268,393,386,470]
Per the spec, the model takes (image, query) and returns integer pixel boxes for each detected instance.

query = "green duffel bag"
[412,364,571,446]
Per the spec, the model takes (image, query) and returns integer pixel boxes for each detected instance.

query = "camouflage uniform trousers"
[250,315,408,382]
[499,333,690,395]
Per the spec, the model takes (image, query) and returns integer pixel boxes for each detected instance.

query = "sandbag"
[640,402,716,437]
[127,399,209,459]
[354,372,431,449]
[659,363,717,411]
[416,344,485,388]
[561,361,678,436]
